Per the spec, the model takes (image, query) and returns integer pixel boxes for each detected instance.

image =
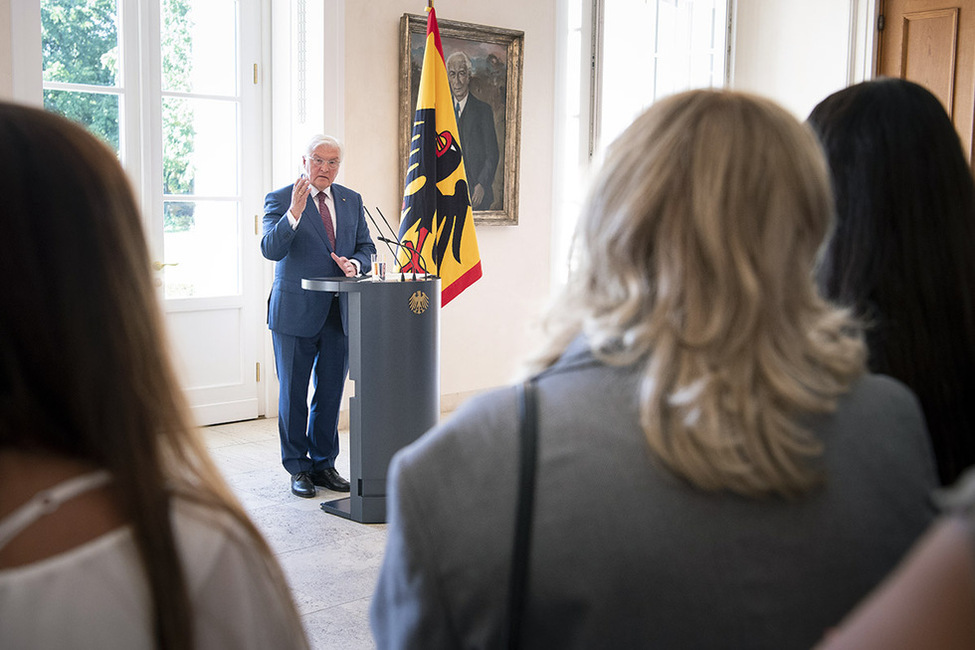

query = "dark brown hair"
[809,79,975,485]
[0,102,306,648]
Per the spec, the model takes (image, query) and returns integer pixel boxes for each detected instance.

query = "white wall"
[730,0,873,118]
[2,0,42,104]
[0,0,11,97]
[343,0,557,404]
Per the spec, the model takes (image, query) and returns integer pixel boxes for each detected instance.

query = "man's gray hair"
[446,51,472,73]
[305,134,344,161]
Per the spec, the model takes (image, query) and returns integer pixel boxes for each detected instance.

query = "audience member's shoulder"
[453,383,520,418]
[847,372,924,414]
[824,373,930,459]
[395,384,519,467]
[939,466,975,519]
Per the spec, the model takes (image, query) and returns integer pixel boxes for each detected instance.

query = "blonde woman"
[370,90,938,649]
[0,103,308,649]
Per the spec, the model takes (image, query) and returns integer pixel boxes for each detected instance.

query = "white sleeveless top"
[0,473,306,649]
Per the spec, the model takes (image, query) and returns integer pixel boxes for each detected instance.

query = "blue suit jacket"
[261,182,376,337]
[457,92,499,210]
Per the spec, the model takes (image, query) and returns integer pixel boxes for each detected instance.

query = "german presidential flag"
[397,5,482,306]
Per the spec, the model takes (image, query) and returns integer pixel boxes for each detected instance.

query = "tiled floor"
[203,417,384,650]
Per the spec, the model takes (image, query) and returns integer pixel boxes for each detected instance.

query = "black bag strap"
[505,378,539,649]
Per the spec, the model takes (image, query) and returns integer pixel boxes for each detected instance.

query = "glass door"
[155,0,263,425]
[41,0,265,425]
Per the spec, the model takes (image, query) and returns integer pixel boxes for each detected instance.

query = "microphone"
[364,206,399,261]
[374,236,430,278]
[370,207,437,279]
[374,207,401,242]
[377,206,439,281]
[375,207,436,280]
[363,207,428,280]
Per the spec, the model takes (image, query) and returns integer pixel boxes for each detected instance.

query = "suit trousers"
[271,297,349,475]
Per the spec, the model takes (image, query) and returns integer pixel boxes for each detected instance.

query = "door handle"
[152,261,179,271]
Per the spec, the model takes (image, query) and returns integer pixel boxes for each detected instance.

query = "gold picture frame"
[399,13,524,226]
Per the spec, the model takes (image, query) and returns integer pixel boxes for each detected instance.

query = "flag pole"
[427,0,438,279]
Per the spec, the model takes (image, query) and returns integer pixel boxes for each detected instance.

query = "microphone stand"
[380,205,440,282]
[364,206,400,260]
[373,206,400,244]
[375,206,438,280]
[364,206,427,281]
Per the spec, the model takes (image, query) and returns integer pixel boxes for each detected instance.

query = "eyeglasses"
[309,156,341,169]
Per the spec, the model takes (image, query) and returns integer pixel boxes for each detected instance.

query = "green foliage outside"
[41,0,197,233]
[41,0,120,149]
[161,0,196,232]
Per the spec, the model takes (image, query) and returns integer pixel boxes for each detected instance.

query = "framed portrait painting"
[400,14,524,225]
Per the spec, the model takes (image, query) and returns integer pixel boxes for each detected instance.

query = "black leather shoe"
[291,472,316,498]
[309,467,351,492]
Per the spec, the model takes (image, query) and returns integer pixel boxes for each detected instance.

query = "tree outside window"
[41,0,197,233]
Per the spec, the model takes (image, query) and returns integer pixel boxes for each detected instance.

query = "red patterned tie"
[317,192,336,249]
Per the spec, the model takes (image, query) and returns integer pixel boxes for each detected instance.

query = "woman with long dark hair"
[0,103,308,649]
[808,78,975,485]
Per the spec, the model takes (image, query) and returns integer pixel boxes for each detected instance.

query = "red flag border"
[441,261,482,307]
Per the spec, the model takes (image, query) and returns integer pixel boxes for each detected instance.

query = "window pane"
[163,97,239,196]
[162,0,239,96]
[41,0,120,87]
[600,0,727,153]
[43,89,121,152]
[163,200,240,298]
[601,1,656,147]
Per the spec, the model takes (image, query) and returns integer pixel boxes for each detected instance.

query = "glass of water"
[371,253,386,281]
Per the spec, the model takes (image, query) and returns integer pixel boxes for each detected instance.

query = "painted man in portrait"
[446,51,500,211]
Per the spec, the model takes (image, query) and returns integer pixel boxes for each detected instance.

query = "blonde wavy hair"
[534,90,865,498]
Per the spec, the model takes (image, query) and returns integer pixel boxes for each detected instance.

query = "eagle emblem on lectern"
[409,290,430,315]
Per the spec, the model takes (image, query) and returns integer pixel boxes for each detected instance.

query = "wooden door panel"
[902,9,958,115]
[880,0,975,164]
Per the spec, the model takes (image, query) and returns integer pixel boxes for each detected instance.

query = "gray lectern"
[301,276,440,523]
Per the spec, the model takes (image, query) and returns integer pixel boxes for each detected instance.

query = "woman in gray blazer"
[370,90,939,649]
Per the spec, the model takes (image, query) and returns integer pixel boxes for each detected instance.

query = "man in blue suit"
[261,135,376,498]
[447,51,499,211]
